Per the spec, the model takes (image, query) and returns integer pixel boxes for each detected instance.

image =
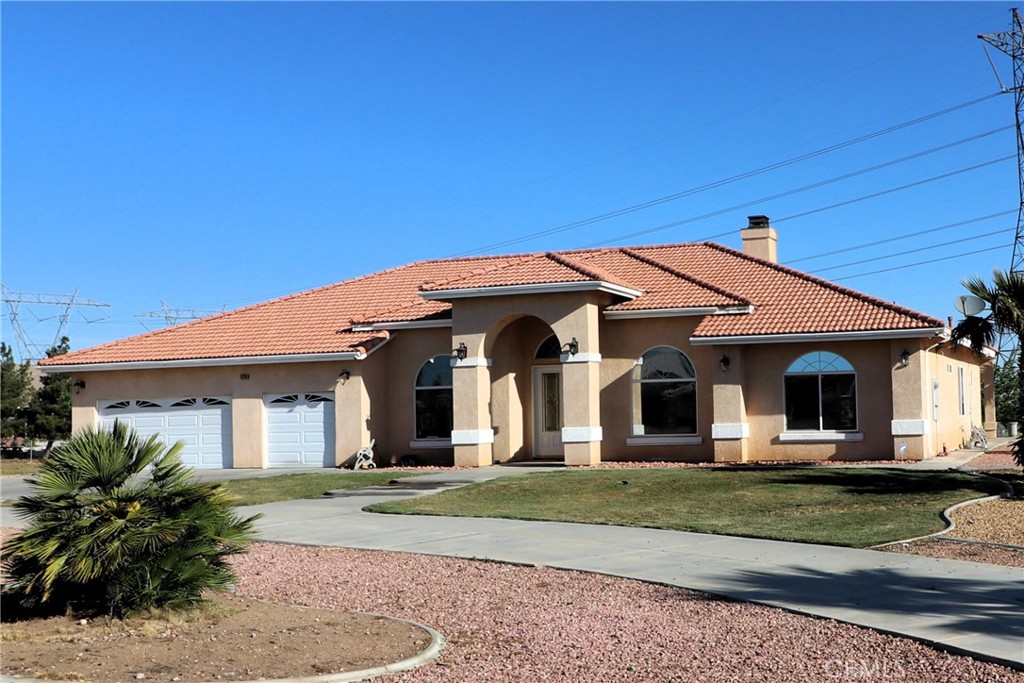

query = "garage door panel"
[97,399,231,469]
[265,393,335,467]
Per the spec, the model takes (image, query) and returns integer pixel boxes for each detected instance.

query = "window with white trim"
[631,346,697,435]
[784,352,857,431]
[958,367,966,416]
[415,355,453,440]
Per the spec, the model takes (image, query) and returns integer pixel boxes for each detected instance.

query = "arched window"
[535,334,562,359]
[632,346,697,435]
[415,355,454,440]
[784,352,857,431]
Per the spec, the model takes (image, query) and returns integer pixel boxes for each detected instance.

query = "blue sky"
[1,2,1017,361]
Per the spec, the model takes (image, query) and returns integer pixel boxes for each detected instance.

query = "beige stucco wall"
[68,299,989,469]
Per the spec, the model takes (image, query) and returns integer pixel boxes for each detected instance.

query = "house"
[40,216,994,469]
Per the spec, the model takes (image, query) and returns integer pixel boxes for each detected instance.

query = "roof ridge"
[620,247,751,306]
[546,251,632,288]
[419,254,538,290]
[700,242,945,326]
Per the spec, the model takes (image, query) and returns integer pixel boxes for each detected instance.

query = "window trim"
[630,345,699,440]
[413,354,454,442]
[782,351,859,433]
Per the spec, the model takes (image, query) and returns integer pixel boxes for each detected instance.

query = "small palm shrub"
[2,422,259,617]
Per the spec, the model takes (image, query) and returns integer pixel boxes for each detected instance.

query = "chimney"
[741,215,778,263]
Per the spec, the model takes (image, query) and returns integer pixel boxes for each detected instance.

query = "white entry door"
[264,393,336,467]
[532,366,564,458]
[98,397,232,469]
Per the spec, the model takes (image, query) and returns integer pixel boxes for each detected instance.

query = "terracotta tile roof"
[41,240,944,367]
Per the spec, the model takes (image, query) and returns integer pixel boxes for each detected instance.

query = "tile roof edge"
[700,242,945,327]
[418,254,540,291]
[619,247,751,306]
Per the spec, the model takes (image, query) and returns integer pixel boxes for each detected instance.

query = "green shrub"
[1,422,259,617]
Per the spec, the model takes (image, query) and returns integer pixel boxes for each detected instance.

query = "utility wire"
[786,210,1016,264]
[832,243,1010,281]
[811,227,1014,273]
[774,156,1014,224]
[584,155,1013,248]
[453,92,1003,257]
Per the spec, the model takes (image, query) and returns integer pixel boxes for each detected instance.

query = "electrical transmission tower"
[979,8,1024,273]
[133,301,224,329]
[1,285,110,362]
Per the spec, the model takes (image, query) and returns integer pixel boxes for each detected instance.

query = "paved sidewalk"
[3,463,1021,669]
[239,467,1024,670]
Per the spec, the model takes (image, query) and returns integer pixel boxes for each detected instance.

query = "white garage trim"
[97,397,232,469]
[264,393,336,468]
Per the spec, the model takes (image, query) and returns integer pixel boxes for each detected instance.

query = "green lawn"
[220,471,416,506]
[0,457,43,477]
[365,468,1004,548]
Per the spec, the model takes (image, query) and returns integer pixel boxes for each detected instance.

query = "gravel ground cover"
[965,449,1022,470]
[234,542,1024,683]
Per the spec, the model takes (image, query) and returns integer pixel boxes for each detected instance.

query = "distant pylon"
[979,8,1024,274]
[0,285,110,361]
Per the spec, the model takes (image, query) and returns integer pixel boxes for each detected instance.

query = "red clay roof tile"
[41,240,944,367]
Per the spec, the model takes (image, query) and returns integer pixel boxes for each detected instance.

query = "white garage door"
[265,393,336,467]
[98,397,233,469]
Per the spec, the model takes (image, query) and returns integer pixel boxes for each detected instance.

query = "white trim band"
[627,435,703,446]
[452,357,493,368]
[353,319,453,331]
[561,352,602,364]
[779,431,864,443]
[420,281,643,301]
[451,429,495,445]
[36,343,392,374]
[690,327,946,346]
[711,423,750,440]
[891,419,929,436]
[561,426,603,443]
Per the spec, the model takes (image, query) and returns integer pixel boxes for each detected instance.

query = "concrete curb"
[0,615,445,683]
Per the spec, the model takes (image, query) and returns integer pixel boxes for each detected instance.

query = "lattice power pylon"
[1,285,110,362]
[980,8,1024,273]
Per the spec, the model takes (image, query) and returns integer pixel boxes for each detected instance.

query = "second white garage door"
[265,393,336,467]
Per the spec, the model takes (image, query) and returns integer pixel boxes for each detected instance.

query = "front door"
[532,366,564,458]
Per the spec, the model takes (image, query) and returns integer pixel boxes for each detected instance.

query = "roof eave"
[689,327,948,346]
[420,281,643,300]
[604,305,753,320]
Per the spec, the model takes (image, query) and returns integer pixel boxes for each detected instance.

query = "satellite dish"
[953,295,986,317]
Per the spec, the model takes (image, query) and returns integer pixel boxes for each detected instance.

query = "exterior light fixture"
[719,355,730,373]
[900,349,910,368]
[72,379,86,394]
[339,369,351,384]
[561,337,579,356]
[454,342,468,361]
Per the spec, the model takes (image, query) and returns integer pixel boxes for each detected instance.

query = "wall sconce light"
[338,369,351,385]
[561,337,579,356]
[453,342,468,361]
[719,355,730,373]
[73,379,86,394]
[899,349,910,368]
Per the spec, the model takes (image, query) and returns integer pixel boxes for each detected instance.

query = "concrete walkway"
[239,467,1024,670]
[3,460,1022,669]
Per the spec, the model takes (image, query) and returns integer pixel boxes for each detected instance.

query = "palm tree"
[950,269,1024,467]
[1,422,259,617]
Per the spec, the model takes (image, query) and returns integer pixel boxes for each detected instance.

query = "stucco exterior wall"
[924,343,985,455]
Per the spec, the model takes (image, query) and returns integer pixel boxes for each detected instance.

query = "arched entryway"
[487,316,567,462]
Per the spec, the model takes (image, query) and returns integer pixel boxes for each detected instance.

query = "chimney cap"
[747,215,771,228]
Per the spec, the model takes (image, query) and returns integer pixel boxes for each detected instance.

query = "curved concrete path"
[3,464,1022,670]
[239,467,1024,671]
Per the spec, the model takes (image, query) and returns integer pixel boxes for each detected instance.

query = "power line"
[811,226,1014,274]
[832,243,1010,282]
[584,155,1013,248]
[452,92,1003,257]
[786,210,1016,264]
